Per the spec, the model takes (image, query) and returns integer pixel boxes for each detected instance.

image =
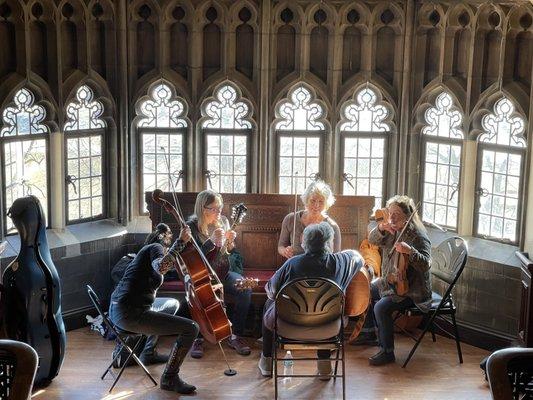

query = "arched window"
[475,97,526,243]
[421,92,463,230]
[339,87,391,210]
[275,85,325,193]
[201,83,252,193]
[136,83,187,211]
[64,85,106,223]
[1,88,49,233]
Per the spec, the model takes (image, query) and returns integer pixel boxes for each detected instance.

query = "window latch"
[449,183,460,201]
[342,172,355,190]
[205,170,216,190]
[474,187,489,197]
[66,175,78,194]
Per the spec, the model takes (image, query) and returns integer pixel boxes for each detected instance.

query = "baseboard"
[431,317,518,351]
[63,306,96,331]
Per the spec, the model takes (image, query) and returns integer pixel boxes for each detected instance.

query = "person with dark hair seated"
[109,223,200,394]
[258,222,362,379]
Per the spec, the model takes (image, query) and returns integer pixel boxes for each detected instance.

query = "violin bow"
[387,202,421,260]
[291,172,299,247]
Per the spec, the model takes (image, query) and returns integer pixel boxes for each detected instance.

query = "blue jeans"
[110,297,199,352]
[223,271,252,336]
[362,282,414,353]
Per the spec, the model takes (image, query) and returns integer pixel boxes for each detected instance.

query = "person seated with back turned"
[109,224,200,394]
[278,180,341,259]
[258,222,363,379]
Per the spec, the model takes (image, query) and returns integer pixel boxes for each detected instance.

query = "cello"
[152,189,238,375]
[2,196,66,386]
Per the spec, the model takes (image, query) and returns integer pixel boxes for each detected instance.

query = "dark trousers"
[224,271,252,336]
[362,282,414,353]
[110,297,199,352]
[261,299,330,359]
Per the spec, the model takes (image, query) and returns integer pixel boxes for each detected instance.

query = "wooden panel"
[146,192,374,273]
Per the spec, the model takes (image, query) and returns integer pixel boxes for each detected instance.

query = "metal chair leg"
[341,341,346,400]
[450,312,463,363]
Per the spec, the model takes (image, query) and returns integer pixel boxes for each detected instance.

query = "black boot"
[160,343,196,394]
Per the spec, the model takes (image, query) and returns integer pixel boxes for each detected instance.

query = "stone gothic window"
[476,97,526,243]
[1,88,49,233]
[64,85,106,222]
[137,83,187,210]
[275,85,325,193]
[421,92,464,230]
[201,83,252,193]
[340,87,391,210]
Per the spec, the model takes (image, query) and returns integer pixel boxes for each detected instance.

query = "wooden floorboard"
[35,328,492,399]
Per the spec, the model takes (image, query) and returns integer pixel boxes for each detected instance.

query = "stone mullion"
[190,15,203,191]
[329,22,343,193]
[398,0,414,198]
[258,0,271,193]
[520,58,533,252]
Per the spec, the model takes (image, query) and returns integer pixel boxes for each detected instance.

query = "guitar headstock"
[231,203,248,225]
[234,277,259,291]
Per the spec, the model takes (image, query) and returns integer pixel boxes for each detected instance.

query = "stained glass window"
[340,87,391,209]
[476,97,526,243]
[276,85,325,193]
[421,92,463,229]
[137,83,187,209]
[64,85,106,222]
[1,88,49,233]
[202,83,252,193]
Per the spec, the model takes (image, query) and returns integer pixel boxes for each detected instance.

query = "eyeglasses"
[204,205,223,213]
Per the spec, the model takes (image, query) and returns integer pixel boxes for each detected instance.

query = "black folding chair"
[86,285,157,392]
[0,339,38,399]
[398,236,468,368]
[273,277,346,400]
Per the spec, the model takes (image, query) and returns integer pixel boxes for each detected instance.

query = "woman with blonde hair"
[186,190,252,359]
[278,180,341,259]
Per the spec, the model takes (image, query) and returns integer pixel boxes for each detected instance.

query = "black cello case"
[2,196,66,386]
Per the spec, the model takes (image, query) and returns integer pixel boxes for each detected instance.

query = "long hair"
[192,190,223,235]
[144,223,172,246]
[386,195,425,232]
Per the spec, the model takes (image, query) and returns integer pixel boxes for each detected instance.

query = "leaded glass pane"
[422,141,461,229]
[138,84,188,128]
[275,86,325,131]
[66,134,104,222]
[278,135,321,194]
[1,88,49,137]
[340,88,391,132]
[206,134,247,193]
[4,139,48,232]
[342,137,385,210]
[479,98,526,147]
[201,84,253,129]
[421,93,464,229]
[64,86,106,131]
[476,149,521,242]
[141,132,184,211]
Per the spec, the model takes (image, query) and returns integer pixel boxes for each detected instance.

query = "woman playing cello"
[186,190,252,358]
[355,195,431,366]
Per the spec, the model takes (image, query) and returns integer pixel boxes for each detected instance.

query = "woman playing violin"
[186,190,252,358]
[278,180,341,259]
[355,195,431,366]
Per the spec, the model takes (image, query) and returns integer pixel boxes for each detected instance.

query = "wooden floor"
[36,328,492,400]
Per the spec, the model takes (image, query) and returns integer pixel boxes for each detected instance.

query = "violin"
[152,189,232,345]
[376,206,419,296]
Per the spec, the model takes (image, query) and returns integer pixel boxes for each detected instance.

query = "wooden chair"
[0,339,38,400]
[487,347,533,400]
[273,278,346,400]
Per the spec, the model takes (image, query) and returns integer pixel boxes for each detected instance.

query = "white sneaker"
[317,360,332,381]
[258,353,272,377]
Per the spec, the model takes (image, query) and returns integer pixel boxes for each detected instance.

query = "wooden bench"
[145,192,374,294]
